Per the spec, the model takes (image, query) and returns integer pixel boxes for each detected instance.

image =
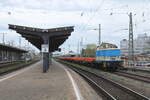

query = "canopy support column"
[42,36,49,73]
[49,53,52,65]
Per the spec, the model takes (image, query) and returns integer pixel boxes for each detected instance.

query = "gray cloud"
[0,0,102,11]
[0,0,150,52]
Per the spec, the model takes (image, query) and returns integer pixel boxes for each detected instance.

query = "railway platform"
[0,60,101,100]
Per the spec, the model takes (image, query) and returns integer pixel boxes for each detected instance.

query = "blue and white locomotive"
[95,43,122,70]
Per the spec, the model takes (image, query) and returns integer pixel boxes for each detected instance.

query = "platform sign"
[42,44,49,52]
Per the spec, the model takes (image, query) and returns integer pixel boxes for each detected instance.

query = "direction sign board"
[42,44,49,52]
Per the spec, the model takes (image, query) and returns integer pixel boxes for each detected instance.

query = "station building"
[120,33,150,56]
[120,34,150,66]
[0,43,27,63]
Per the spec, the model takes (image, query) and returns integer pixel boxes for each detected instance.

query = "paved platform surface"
[0,60,101,100]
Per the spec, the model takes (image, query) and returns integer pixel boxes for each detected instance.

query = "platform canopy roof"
[9,24,74,52]
[0,43,27,53]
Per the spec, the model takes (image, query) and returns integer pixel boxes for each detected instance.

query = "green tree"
[82,44,97,57]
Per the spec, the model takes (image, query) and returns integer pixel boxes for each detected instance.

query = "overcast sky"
[0,0,150,53]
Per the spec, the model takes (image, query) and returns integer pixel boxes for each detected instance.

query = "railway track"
[0,61,19,68]
[119,67,150,74]
[0,60,39,76]
[114,71,150,83]
[65,63,149,100]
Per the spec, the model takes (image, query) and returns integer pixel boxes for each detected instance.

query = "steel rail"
[115,71,150,83]
[64,62,150,100]
[69,67,116,100]
[61,62,116,100]
[119,67,150,73]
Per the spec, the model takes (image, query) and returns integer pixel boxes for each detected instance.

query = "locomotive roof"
[97,42,118,49]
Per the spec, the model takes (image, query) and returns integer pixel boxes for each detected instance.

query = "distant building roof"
[137,33,148,38]
[122,39,127,41]
[98,42,118,49]
[0,43,27,53]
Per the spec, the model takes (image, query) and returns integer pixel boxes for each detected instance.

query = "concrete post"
[49,53,52,65]
[42,36,49,73]
[43,52,49,72]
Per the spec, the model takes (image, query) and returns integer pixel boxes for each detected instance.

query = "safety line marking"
[57,62,83,100]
